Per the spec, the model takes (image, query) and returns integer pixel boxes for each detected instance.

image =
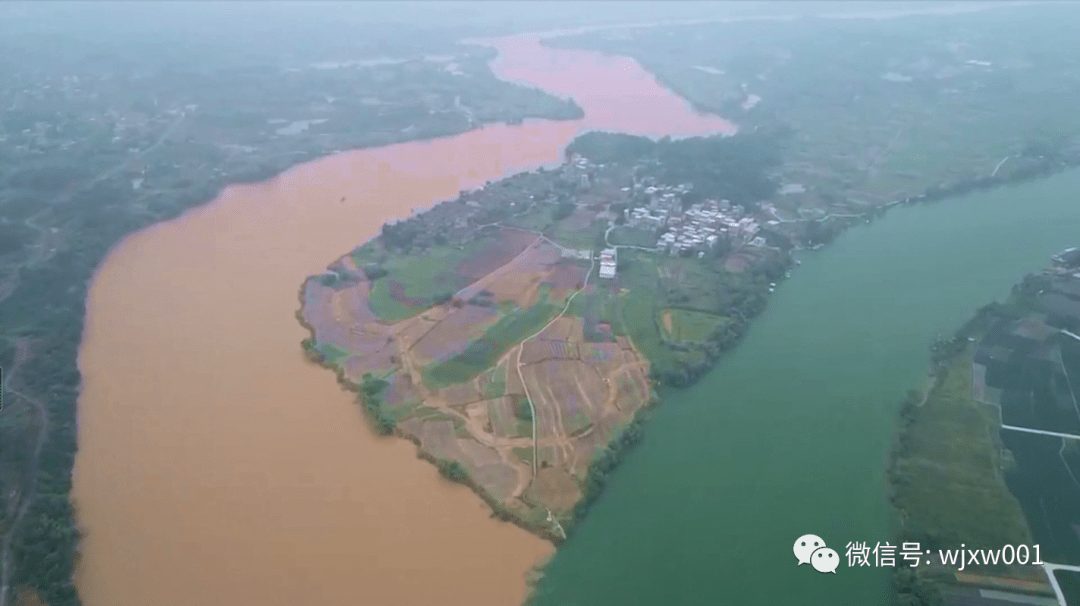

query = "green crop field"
[314,341,352,364]
[362,235,516,322]
[548,217,607,251]
[658,256,727,313]
[609,226,657,248]
[612,251,680,375]
[422,300,558,389]
[366,278,427,322]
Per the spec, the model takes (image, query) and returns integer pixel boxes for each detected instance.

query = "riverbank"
[886,258,1080,605]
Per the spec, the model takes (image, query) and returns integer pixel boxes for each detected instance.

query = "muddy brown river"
[71,34,732,606]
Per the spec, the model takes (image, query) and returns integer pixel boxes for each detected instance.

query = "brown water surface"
[72,34,732,606]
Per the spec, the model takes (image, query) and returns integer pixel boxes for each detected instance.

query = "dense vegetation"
[359,374,395,435]
[436,459,469,482]
[0,247,98,605]
[565,132,657,165]
[651,134,783,212]
[566,130,786,210]
[567,404,649,534]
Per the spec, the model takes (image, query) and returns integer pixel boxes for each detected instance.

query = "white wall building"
[599,247,618,279]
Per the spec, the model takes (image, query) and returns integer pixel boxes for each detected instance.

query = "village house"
[599,248,617,279]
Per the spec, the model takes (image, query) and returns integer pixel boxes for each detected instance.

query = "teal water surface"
[532,170,1080,606]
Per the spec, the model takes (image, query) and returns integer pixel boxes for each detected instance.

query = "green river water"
[533,169,1080,605]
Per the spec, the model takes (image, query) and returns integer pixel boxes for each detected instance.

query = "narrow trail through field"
[517,255,596,477]
[514,254,596,540]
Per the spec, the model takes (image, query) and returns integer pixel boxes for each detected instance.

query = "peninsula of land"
[298,130,795,538]
[887,249,1080,606]
[300,69,1080,540]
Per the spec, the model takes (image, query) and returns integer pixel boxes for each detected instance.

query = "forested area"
[564,132,656,165]
[649,133,783,212]
[565,130,786,210]
[0,175,168,605]
[0,264,93,605]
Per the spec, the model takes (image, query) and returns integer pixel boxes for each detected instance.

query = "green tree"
[437,459,468,482]
[554,199,576,221]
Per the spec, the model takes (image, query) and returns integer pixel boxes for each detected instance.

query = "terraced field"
[300,232,654,539]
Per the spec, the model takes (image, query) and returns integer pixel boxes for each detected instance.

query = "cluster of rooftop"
[623,197,764,259]
[659,198,764,257]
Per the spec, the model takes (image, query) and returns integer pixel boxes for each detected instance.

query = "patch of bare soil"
[302,229,654,539]
[528,467,582,513]
[481,242,563,308]
[456,229,539,282]
[537,317,581,342]
[411,304,499,365]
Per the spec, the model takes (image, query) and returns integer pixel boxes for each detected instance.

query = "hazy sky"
[0,1,1015,38]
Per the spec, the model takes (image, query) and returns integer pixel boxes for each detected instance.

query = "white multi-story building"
[599,248,618,279]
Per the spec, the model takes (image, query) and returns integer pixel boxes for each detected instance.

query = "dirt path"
[601,359,651,412]
[452,396,533,499]
[359,244,645,520]
[517,254,595,478]
[565,370,605,473]
[535,375,570,465]
[0,341,49,606]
